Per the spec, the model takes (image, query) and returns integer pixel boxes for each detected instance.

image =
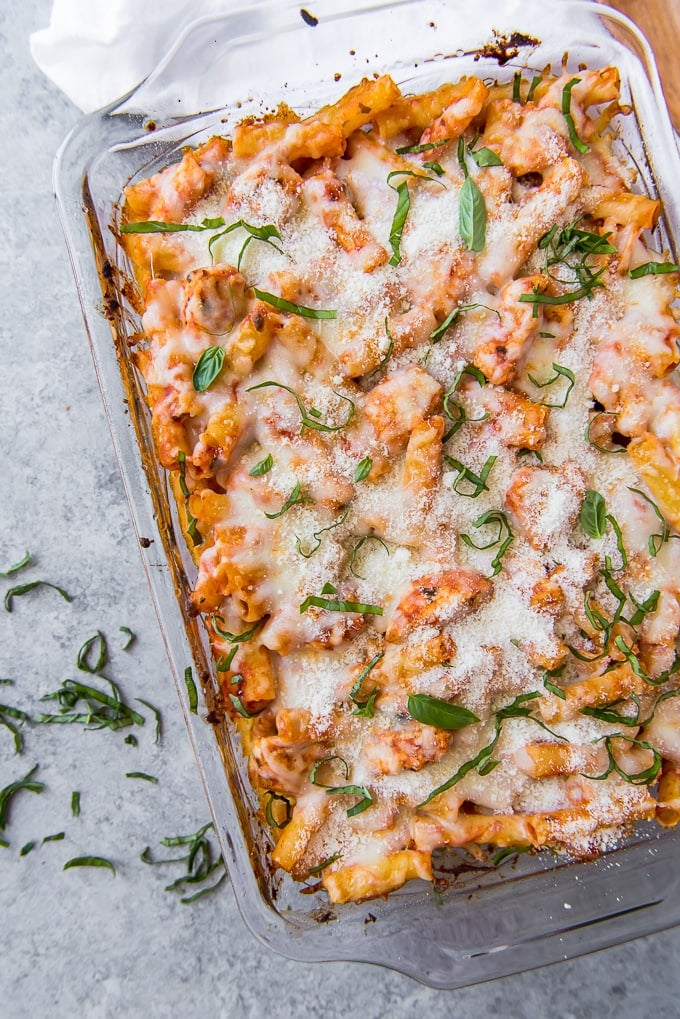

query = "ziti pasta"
[120,67,680,904]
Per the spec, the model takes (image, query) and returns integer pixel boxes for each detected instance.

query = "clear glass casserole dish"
[54,0,680,988]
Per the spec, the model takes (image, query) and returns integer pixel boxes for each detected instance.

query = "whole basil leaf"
[580,489,607,539]
[407,693,479,730]
[469,146,502,167]
[458,175,487,252]
[193,346,225,392]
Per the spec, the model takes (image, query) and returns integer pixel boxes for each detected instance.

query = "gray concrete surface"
[2,3,680,1015]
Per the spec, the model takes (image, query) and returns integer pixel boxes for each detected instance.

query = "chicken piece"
[361,366,442,455]
[505,463,586,551]
[386,568,492,643]
[472,276,545,384]
[364,723,452,775]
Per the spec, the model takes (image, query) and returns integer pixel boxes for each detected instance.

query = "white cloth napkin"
[30,0,238,113]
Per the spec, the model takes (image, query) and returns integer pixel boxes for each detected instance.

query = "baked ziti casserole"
[119,66,680,904]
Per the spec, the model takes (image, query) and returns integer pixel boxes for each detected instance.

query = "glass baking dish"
[54,0,680,988]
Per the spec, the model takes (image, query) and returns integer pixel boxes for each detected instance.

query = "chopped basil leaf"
[440,363,488,440]
[629,261,680,278]
[348,534,389,580]
[512,71,522,103]
[386,168,446,187]
[395,137,453,155]
[612,636,674,687]
[354,457,372,482]
[249,454,273,477]
[41,832,65,844]
[325,784,373,817]
[216,647,238,672]
[585,411,626,455]
[177,452,202,546]
[387,169,447,265]
[0,701,30,754]
[321,582,337,595]
[627,487,671,557]
[76,631,107,674]
[20,841,34,857]
[491,845,531,867]
[179,873,228,904]
[352,689,378,719]
[430,307,461,345]
[444,399,469,440]
[374,317,395,373]
[604,513,628,572]
[136,698,162,744]
[496,692,542,719]
[0,711,24,755]
[124,734,138,746]
[561,77,589,154]
[519,271,606,310]
[407,693,478,730]
[582,688,680,727]
[583,695,644,727]
[229,693,257,718]
[264,480,312,519]
[430,304,499,344]
[422,161,444,176]
[207,220,284,269]
[445,454,496,498]
[0,703,27,721]
[119,626,135,650]
[248,380,354,434]
[527,363,575,408]
[542,663,567,699]
[310,754,350,787]
[460,510,514,577]
[349,652,383,716]
[299,594,383,615]
[0,551,31,577]
[583,733,662,785]
[212,617,260,644]
[125,771,158,784]
[527,74,542,102]
[417,728,501,806]
[63,856,116,875]
[4,580,73,613]
[192,346,225,392]
[121,217,225,234]
[296,508,348,559]
[264,791,292,829]
[160,821,213,848]
[518,448,543,463]
[580,489,607,539]
[0,765,45,830]
[253,287,336,319]
[308,853,342,876]
[184,667,198,714]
